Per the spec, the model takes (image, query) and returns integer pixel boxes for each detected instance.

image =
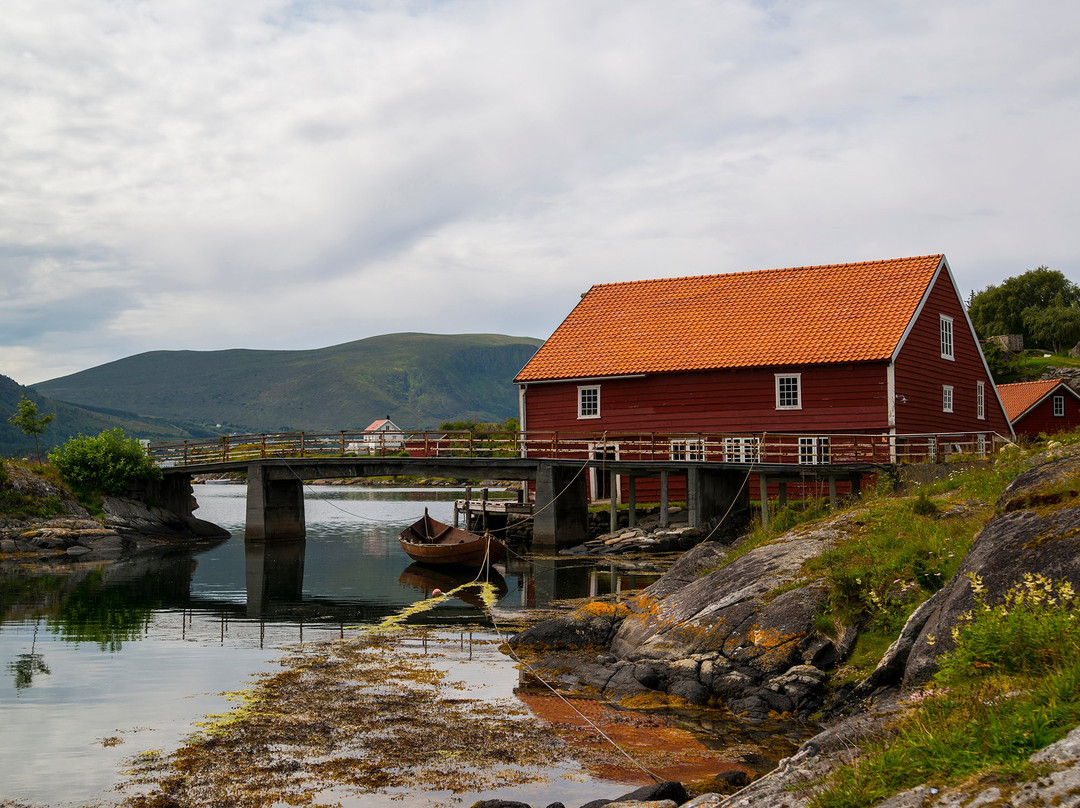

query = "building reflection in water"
[504,556,663,609]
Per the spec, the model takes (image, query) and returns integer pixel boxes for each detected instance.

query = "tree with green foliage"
[48,428,161,498]
[8,395,55,463]
[1023,303,1080,354]
[968,267,1080,352]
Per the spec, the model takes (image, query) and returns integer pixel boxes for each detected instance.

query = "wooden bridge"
[147,428,1003,548]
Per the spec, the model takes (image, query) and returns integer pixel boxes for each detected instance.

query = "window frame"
[1053,395,1066,417]
[943,385,954,413]
[798,436,832,466]
[723,436,760,463]
[940,315,955,360]
[976,381,985,420]
[577,385,601,419]
[670,438,706,462]
[775,373,802,410]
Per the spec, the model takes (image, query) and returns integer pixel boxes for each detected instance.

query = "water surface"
[0,484,670,806]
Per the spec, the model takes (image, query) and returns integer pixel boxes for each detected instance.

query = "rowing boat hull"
[398,511,507,566]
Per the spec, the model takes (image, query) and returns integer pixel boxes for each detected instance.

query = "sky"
[2,0,1078,386]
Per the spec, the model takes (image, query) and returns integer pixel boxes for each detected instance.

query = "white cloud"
[0,0,1077,385]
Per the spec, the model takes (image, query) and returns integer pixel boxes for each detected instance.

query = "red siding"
[522,363,891,501]
[1013,392,1080,439]
[892,268,1011,437]
[522,363,891,435]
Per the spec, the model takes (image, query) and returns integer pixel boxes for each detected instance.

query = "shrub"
[936,573,1080,682]
[911,490,938,516]
[48,428,161,498]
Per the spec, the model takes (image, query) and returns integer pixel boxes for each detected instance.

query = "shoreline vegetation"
[3,430,1080,807]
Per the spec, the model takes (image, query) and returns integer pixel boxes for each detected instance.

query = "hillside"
[34,333,542,434]
[0,374,212,457]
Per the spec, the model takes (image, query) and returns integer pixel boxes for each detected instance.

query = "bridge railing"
[147,429,1009,469]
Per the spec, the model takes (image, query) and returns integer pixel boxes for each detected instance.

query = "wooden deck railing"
[146,429,1009,469]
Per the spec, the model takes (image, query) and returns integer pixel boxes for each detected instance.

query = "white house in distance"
[347,417,404,454]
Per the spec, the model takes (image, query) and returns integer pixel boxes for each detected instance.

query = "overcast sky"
[2,0,1077,386]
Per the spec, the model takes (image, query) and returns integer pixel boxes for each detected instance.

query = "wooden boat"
[398,509,508,566]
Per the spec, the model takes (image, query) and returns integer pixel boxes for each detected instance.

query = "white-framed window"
[723,436,760,463]
[798,436,831,465]
[927,436,937,462]
[940,315,954,360]
[670,438,706,461]
[775,373,802,410]
[1054,395,1065,417]
[976,381,985,420]
[976,433,987,457]
[577,385,600,419]
[943,385,954,413]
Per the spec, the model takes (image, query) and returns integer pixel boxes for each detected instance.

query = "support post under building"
[246,464,306,540]
[532,463,589,549]
[688,467,750,532]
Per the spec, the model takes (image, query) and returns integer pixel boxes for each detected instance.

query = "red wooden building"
[515,254,1012,501]
[997,379,1080,439]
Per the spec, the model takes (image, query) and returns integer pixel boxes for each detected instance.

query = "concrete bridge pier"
[532,462,589,550]
[688,467,751,533]
[245,464,306,540]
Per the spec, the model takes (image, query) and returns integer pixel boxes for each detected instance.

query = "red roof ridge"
[586,254,945,292]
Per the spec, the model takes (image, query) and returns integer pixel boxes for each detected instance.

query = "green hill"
[34,333,542,435]
[0,374,213,458]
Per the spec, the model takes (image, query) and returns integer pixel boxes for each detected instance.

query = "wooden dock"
[453,486,533,531]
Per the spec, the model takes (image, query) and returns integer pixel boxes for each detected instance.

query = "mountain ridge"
[32,332,542,436]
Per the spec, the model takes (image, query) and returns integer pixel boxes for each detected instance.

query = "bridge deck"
[148,428,1003,545]
[149,427,1003,473]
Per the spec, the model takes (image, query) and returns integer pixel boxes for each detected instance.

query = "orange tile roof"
[516,255,946,382]
[996,379,1070,422]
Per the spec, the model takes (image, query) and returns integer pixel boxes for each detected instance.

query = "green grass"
[1013,351,1080,376]
[805,495,983,632]
[0,489,63,519]
[988,349,1080,384]
[830,630,898,686]
[813,575,1080,808]
[0,459,65,519]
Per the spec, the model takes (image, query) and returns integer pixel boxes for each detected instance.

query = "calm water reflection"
[0,484,668,806]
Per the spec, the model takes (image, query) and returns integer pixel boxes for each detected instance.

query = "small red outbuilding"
[997,379,1080,440]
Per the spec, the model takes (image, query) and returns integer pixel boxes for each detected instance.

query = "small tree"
[8,396,55,463]
[48,428,161,498]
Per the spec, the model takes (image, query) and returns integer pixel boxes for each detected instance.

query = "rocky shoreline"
[502,446,1080,808]
[0,464,227,564]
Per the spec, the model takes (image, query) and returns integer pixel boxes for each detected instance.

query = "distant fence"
[146,429,1011,469]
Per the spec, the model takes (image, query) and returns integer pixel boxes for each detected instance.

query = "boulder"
[513,515,861,717]
[900,449,1080,686]
[511,601,631,652]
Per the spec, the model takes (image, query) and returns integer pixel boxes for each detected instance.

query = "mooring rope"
[486,599,665,784]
